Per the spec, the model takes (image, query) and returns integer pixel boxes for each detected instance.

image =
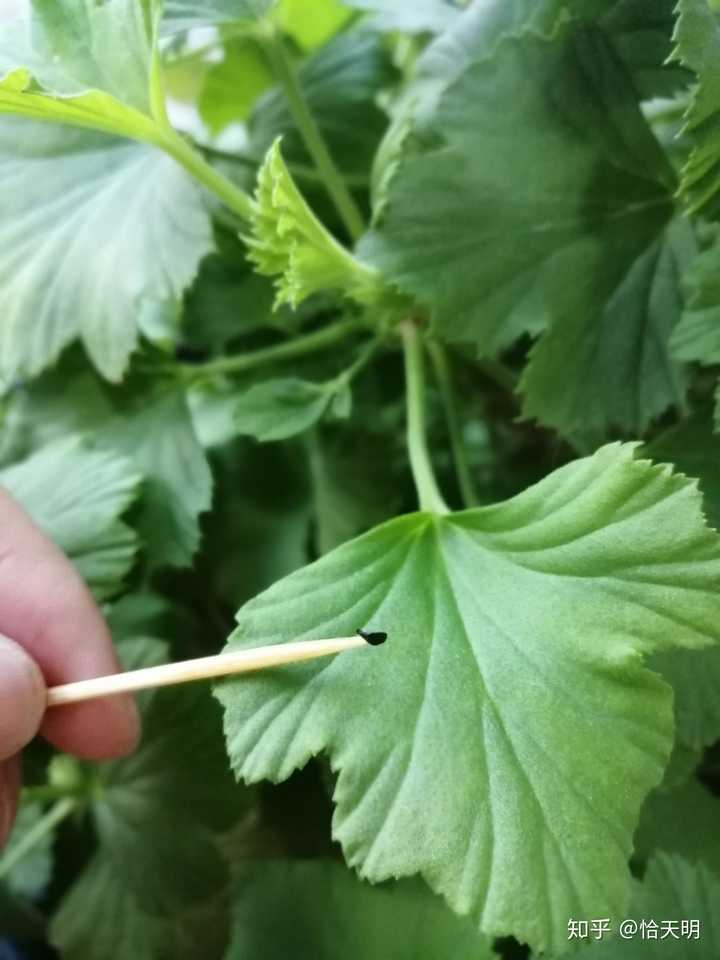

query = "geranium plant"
[0,0,720,957]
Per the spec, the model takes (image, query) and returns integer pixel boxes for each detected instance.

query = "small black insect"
[357,628,387,646]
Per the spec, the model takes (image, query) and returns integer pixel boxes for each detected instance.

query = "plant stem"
[258,23,365,241]
[0,798,76,882]
[401,322,449,515]
[184,318,364,379]
[427,341,478,508]
[159,130,257,222]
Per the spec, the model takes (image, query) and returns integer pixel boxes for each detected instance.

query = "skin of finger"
[0,756,21,845]
[0,635,45,758]
[0,489,139,759]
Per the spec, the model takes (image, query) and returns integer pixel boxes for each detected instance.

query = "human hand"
[0,489,139,845]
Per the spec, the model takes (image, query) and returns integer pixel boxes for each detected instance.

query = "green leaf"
[0,0,162,141]
[276,0,351,50]
[234,377,347,442]
[341,0,462,33]
[520,218,694,444]
[247,31,395,178]
[247,139,381,309]
[0,120,213,382]
[2,803,53,899]
[645,414,720,750]
[672,0,720,216]
[100,388,213,570]
[645,412,720,531]
[162,0,272,34]
[226,860,495,959]
[51,636,245,960]
[652,645,720,750]
[670,233,720,366]
[635,780,720,879]
[0,435,140,598]
[199,38,274,134]
[217,443,720,953]
[361,19,674,356]
[51,858,229,960]
[575,855,720,956]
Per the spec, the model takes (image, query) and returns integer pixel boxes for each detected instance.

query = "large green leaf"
[0,435,140,598]
[217,443,720,953]
[360,19,674,357]
[226,861,495,959]
[0,120,212,382]
[520,218,693,444]
[672,0,720,217]
[99,388,213,569]
[0,0,162,141]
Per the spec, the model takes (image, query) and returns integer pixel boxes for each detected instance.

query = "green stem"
[198,145,371,189]
[0,798,76,882]
[427,341,478,508]
[332,338,379,389]
[184,318,364,379]
[258,23,365,241]
[159,130,257,222]
[401,322,449,515]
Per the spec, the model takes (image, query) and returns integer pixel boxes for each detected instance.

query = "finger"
[0,489,139,759]
[0,756,21,845]
[0,635,45,759]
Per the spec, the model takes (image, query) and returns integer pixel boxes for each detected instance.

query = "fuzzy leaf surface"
[218,444,720,953]
[521,219,693,443]
[233,378,344,442]
[672,0,720,216]
[0,0,161,140]
[100,389,212,569]
[361,20,674,356]
[0,121,212,382]
[0,435,139,597]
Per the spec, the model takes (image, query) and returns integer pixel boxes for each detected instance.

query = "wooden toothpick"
[46,630,387,708]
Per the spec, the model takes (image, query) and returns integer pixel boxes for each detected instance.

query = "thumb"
[0,634,45,760]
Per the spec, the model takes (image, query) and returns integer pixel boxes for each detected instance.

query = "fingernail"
[0,634,46,755]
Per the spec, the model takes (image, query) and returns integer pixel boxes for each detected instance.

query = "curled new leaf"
[245,139,382,309]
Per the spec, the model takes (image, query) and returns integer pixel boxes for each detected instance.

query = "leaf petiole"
[0,797,77,883]
[427,341,479,508]
[182,317,366,380]
[401,321,449,515]
[159,130,257,222]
